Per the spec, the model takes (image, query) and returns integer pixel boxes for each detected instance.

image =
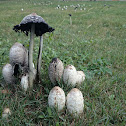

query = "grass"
[0,0,126,125]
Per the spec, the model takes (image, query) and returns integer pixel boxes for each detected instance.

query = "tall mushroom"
[13,13,55,89]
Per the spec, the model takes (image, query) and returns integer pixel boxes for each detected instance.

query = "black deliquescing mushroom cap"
[51,57,58,63]
[68,14,72,17]
[13,13,55,36]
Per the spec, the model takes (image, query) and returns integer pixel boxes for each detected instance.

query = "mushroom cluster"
[2,42,28,84]
[48,58,85,117]
[63,65,85,87]
[13,13,54,89]
[48,58,85,87]
[48,86,84,117]
[2,13,85,118]
[2,42,36,91]
[2,13,55,90]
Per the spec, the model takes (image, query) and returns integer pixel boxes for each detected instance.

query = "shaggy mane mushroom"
[13,13,55,89]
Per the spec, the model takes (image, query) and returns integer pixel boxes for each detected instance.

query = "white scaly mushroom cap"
[76,71,85,86]
[21,64,36,91]
[63,65,77,87]
[66,88,84,117]
[2,63,16,84]
[48,86,65,112]
[55,59,64,82]
[2,108,11,118]
[48,58,64,85]
[9,42,28,68]
[21,74,29,91]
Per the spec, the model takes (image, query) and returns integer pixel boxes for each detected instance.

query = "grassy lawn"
[0,0,126,125]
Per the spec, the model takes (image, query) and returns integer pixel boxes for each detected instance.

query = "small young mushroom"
[63,65,78,87]
[2,108,11,119]
[48,86,65,112]
[2,63,16,84]
[21,64,36,92]
[66,88,84,117]
[13,13,55,89]
[20,74,29,91]
[48,58,64,85]
[76,71,85,86]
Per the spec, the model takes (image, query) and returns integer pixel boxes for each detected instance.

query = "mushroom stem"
[70,17,72,25]
[37,35,43,80]
[28,23,35,89]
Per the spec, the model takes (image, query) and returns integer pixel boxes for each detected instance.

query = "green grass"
[0,0,126,125]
